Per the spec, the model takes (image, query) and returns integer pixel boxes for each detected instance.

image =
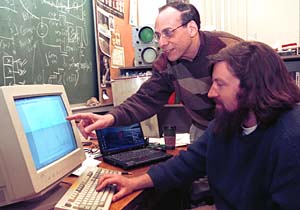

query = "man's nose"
[158,36,169,47]
[208,85,217,98]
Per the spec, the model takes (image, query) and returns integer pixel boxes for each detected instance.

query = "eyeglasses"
[154,21,189,42]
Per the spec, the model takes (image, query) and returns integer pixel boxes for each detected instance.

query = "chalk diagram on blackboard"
[0,0,94,90]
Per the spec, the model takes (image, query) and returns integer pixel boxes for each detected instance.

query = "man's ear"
[187,20,199,37]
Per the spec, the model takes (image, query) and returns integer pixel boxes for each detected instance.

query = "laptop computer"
[96,123,173,169]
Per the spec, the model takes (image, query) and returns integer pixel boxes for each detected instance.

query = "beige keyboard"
[55,166,120,210]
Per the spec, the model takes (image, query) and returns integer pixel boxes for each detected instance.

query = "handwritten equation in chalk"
[0,0,97,103]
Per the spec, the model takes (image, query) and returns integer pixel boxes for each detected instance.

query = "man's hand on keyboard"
[96,174,135,202]
[96,173,154,202]
[55,167,121,210]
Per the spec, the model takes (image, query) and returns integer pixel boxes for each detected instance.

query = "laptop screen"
[96,123,146,154]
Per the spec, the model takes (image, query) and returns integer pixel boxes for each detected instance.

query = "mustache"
[214,100,224,109]
[213,98,222,105]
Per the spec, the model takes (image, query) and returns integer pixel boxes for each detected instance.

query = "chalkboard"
[0,0,98,104]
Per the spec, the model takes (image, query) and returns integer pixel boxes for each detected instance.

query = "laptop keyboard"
[110,148,169,162]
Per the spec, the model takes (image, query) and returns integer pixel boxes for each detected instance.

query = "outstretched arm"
[66,113,115,139]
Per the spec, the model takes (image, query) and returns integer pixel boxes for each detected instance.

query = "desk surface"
[3,146,186,210]
[63,146,187,210]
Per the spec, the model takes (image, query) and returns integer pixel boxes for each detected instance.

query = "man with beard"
[94,41,300,210]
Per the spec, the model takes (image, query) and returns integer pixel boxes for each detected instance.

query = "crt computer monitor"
[0,84,85,207]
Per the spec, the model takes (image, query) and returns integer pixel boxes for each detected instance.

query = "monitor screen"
[0,85,85,207]
[15,95,77,170]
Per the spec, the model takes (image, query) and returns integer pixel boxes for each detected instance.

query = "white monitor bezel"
[0,85,85,206]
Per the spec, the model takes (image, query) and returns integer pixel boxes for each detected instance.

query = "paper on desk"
[149,133,190,147]
[72,153,101,176]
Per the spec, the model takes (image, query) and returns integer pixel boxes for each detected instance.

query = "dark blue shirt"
[148,105,300,210]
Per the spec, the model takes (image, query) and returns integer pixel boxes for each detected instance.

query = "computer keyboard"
[54,166,121,210]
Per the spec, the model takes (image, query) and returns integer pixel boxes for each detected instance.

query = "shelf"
[281,55,300,61]
[119,66,152,77]
[71,103,113,114]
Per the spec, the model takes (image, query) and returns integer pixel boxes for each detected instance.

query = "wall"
[138,0,300,48]
[194,0,247,39]
[138,0,165,25]
[246,0,299,48]
[194,0,300,48]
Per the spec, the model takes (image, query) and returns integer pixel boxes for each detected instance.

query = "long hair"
[159,2,201,30]
[209,41,300,127]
